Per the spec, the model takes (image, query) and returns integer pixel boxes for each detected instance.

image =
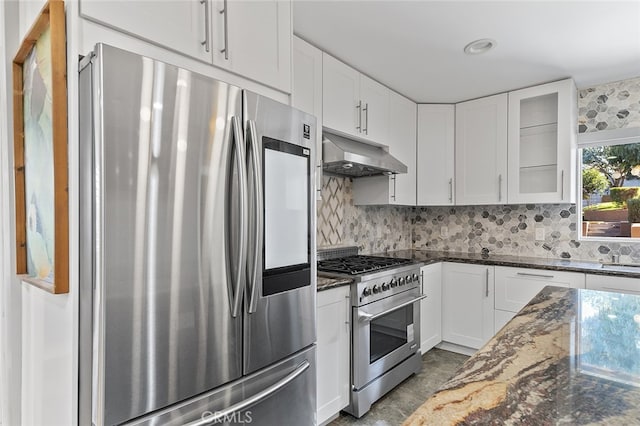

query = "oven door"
[352,288,424,389]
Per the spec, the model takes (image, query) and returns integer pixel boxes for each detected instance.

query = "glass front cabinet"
[507,79,577,204]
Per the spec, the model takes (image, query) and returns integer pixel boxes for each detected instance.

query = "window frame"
[578,127,640,242]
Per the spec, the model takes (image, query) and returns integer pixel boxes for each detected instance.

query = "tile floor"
[329,349,469,426]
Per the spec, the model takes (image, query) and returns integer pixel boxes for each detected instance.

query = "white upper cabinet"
[322,53,361,139]
[388,91,417,205]
[292,36,323,200]
[352,90,416,206]
[417,105,455,205]
[359,75,389,143]
[455,94,508,205]
[80,0,212,62]
[507,79,577,204]
[212,0,291,92]
[79,0,292,93]
[454,79,576,206]
[322,53,389,145]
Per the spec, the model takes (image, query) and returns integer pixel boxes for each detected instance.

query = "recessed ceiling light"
[464,38,496,55]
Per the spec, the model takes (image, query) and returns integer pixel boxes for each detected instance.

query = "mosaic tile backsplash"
[578,76,640,133]
[317,178,640,263]
[317,76,640,262]
[317,176,412,254]
[412,204,640,263]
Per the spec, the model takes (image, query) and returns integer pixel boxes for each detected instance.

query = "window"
[579,128,640,240]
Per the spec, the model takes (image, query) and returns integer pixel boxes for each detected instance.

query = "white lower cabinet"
[494,309,516,334]
[585,274,640,295]
[316,286,350,424]
[420,263,442,354]
[442,263,494,350]
[494,266,585,333]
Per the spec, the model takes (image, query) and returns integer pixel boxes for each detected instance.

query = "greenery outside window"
[579,128,640,240]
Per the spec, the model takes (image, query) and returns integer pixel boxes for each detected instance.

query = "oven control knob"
[412,273,419,282]
[398,277,405,285]
[405,274,412,283]
[372,284,381,294]
[362,287,372,297]
[390,278,398,288]
[381,282,390,291]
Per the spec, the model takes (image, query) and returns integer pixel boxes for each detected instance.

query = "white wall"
[0,2,23,425]
[0,2,77,425]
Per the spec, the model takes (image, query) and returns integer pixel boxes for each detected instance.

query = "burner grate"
[317,255,413,275]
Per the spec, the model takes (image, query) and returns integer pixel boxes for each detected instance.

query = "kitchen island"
[404,286,640,425]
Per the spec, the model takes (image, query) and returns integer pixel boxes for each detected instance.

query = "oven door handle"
[358,294,428,323]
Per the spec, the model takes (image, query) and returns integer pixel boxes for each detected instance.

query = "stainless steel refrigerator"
[79,44,317,426]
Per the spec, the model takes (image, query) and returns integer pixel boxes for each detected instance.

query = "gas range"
[318,247,425,417]
[333,261,422,306]
[317,247,422,306]
[318,255,415,275]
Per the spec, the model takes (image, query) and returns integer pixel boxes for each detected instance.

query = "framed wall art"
[13,0,68,294]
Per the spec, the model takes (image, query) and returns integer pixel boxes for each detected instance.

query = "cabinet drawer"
[586,274,640,295]
[495,267,584,312]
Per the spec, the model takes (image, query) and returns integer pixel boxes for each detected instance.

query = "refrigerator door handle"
[183,360,310,426]
[247,119,262,314]
[230,115,248,318]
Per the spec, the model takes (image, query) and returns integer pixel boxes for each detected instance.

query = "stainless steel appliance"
[317,248,424,418]
[79,44,317,426]
[322,131,408,177]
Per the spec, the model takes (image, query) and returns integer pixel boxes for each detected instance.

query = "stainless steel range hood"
[322,132,407,177]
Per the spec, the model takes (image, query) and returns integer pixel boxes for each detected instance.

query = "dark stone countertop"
[317,275,353,292]
[316,249,640,293]
[404,286,640,425]
[380,249,640,278]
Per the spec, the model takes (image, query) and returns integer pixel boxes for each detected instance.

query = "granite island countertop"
[404,286,640,425]
[382,249,640,278]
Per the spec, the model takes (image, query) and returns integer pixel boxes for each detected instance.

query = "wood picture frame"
[12,0,68,294]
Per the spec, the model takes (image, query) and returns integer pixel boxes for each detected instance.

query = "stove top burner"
[317,255,414,275]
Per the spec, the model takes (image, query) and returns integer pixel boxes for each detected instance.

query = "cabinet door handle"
[200,0,210,53]
[561,169,565,201]
[391,175,397,201]
[355,101,362,132]
[363,103,369,135]
[316,165,322,199]
[220,0,229,60]
[345,295,350,330]
[498,174,503,202]
[448,178,453,202]
[485,269,489,298]
[516,272,554,279]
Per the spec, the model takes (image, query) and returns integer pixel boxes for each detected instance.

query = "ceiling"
[293,1,640,103]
